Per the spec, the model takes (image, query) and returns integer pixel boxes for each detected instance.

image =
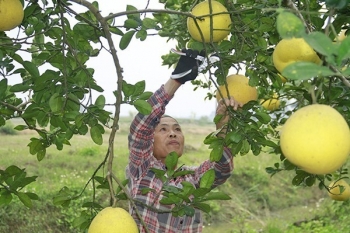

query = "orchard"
[1,0,350,232]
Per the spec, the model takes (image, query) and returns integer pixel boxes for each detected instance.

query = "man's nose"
[169,130,177,137]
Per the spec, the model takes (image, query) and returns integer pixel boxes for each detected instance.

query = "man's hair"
[161,114,179,123]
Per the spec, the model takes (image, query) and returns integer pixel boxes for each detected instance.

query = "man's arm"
[215,97,243,137]
[127,49,204,179]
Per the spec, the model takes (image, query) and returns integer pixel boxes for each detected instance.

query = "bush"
[0,121,17,135]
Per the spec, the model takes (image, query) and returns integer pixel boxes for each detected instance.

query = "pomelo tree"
[1,0,350,231]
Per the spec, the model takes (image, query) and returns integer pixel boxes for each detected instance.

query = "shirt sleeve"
[127,85,173,179]
[188,147,234,188]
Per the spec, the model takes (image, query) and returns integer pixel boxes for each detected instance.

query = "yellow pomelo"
[88,207,138,233]
[260,93,280,111]
[0,0,24,31]
[335,29,347,42]
[187,0,231,43]
[280,104,350,175]
[216,74,258,105]
[328,179,350,201]
[272,38,322,73]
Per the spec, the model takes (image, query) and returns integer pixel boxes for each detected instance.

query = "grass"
[0,117,349,233]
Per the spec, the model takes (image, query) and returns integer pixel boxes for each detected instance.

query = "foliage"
[0,128,349,232]
[1,0,350,231]
[0,121,17,135]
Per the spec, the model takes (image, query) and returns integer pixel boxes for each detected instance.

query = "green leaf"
[200,169,215,189]
[121,80,134,98]
[192,188,210,197]
[142,18,157,29]
[165,151,178,176]
[72,211,91,229]
[173,170,195,178]
[36,148,46,161]
[282,62,335,80]
[304,32,336,59]
[292,173,307,186]
[53,186,73,207]
[17,192,33,208]
[90,125,103,145]
[14,125,29,131]
[256,138,278,148]
[26,192,39,201]
[124,19,140,29]
[132,80,146,96]
[160,194,181,205]
[163,185,180,194]
[0,79,8,100]
[193,202,211,213]
[305,176,316,186]
[28,138,44,156]
[210,144,223,162]
[138,91,153,100]
[136,29,147,41]
[338,36,350,64]
[109,26,124,36]
[49,93,63,113]
[150,168,166,179]
[81,202,103,209]
[254,112,271,124]
[9,83,31,92]
[116,179,129,194]
[119,30,135,50]
[276,11,305,39]
[226,131,242,143]
[183,205,195,217]
[0,191,13,206]
[240,140,250,155]
[94,95,105,109]
[23,61,40,78]
[126,5,140,20]
[140,188,154,195]
[5,165,23,175]
[133,99,152,115]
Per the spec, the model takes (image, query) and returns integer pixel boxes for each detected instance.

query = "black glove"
[171,49,206,84]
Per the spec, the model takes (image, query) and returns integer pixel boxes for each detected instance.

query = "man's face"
[153,116,184,163]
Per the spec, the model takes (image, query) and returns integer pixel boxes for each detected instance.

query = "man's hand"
[216,97,243,137]
[171,49,205,84]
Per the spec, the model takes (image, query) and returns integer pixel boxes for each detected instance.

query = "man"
[126,49,242,232]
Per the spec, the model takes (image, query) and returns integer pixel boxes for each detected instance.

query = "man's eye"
[160,127,167,131]
[176,128,182,132]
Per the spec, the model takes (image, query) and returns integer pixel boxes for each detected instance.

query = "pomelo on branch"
[272,37,322,73]
[335,29,347,42]
[328,179,350,201]
[88,207,138,233]
[280,104,350,175]
[260,93,280,111]
[0,0,24,31]
[187,0,231,43]
[216,74,258,105]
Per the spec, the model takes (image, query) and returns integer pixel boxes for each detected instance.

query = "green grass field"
[0,118,349,233]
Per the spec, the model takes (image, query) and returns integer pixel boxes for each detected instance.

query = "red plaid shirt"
[127,85,234,233]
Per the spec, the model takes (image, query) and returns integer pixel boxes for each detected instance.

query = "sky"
[7,0,219,119]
